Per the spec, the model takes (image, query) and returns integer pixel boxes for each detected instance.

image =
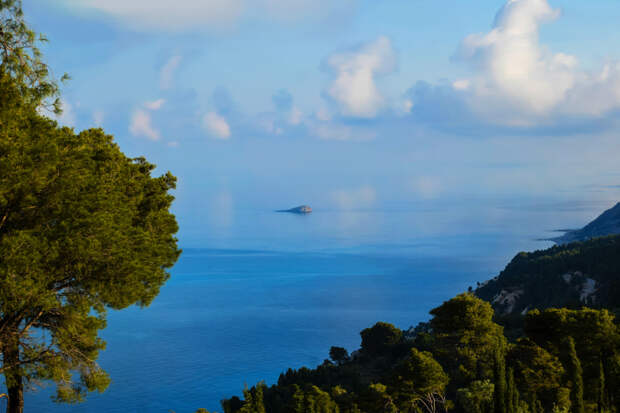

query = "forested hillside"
[475,235,620,317]
[208,294,620,413]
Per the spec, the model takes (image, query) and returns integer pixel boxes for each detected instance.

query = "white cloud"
[452,80,470,91]
[129,99,166,140]
[144,99,166,111]
[58,0,355,31]
[456,0,620,124]
[257,115,283,136]
[160,55,182,90]
[331,186,376,210]
[129,109,160,140]
[54,99,76,127]
[565,63,620,117]
[326,36,396,118]
[458,0,572,119]
[257,0,356,22]
[66,0,244,31]
[396,98,414,115]
[203,112,231,139]
[92,110,105,126]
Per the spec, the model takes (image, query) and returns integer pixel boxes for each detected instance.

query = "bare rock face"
[553,202,620,244]
[276,205,312,214]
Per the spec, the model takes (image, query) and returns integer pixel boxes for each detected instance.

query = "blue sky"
[25,0,620,244]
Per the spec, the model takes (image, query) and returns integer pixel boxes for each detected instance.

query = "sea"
[19,197,615,412]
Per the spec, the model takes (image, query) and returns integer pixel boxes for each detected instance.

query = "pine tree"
[565,338,585,413]
[0,0,66,112]
[430,294,507,386]
[530,393,538,413]
[494,348,507,413]
[598,360,605,413]
[290,385,305,413]
[512,387,520,413]
[506,367,515,413]
[0,27,180,413]
[239,384,267,413]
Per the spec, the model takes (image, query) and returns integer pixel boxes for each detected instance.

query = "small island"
[276,205,312,214]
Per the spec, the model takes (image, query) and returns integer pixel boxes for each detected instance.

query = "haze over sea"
[24,195,618,413]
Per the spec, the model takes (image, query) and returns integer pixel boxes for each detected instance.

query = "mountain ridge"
[552,201,620,244]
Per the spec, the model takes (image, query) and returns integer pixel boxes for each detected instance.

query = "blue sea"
[20,198,613,412]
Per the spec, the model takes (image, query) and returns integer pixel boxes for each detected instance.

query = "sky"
[24,0,620,245]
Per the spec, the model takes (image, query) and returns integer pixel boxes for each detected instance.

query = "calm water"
[18,198,615,412]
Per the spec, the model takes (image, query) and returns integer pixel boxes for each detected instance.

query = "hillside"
[218,296,620,413]
[553,202,620,244]
[214,231,620,413]
[475,235,620,316]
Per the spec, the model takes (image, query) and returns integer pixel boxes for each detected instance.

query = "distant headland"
[276,205,312,214]
[552,201,620,244]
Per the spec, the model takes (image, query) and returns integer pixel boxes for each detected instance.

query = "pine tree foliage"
[0,0,66,112]
[0,59,179,412]
[494,347,507,413]
[565,338,585,413]
[429,293,507,386]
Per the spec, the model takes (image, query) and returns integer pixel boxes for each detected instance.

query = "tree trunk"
[6,378,23,413]
[2,338,24,413]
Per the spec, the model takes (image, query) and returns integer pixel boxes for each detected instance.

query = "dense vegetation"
[212,294,620,413]
[476,235,620,317]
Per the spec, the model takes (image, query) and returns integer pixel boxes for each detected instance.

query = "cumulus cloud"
[455,0,573,122]
[203,112,231,139]
[566,63,620,117]
[55,99,77,127]
[144,98,166,110]
[58,0,355,31]
[40,99,77,127]
[160,55,182,90]
[331,186,376,210]
[130,110,160,140]
[129,99,165,140]
[453,0,620,125]
[326,36,396,118]
[256,114,284,136]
